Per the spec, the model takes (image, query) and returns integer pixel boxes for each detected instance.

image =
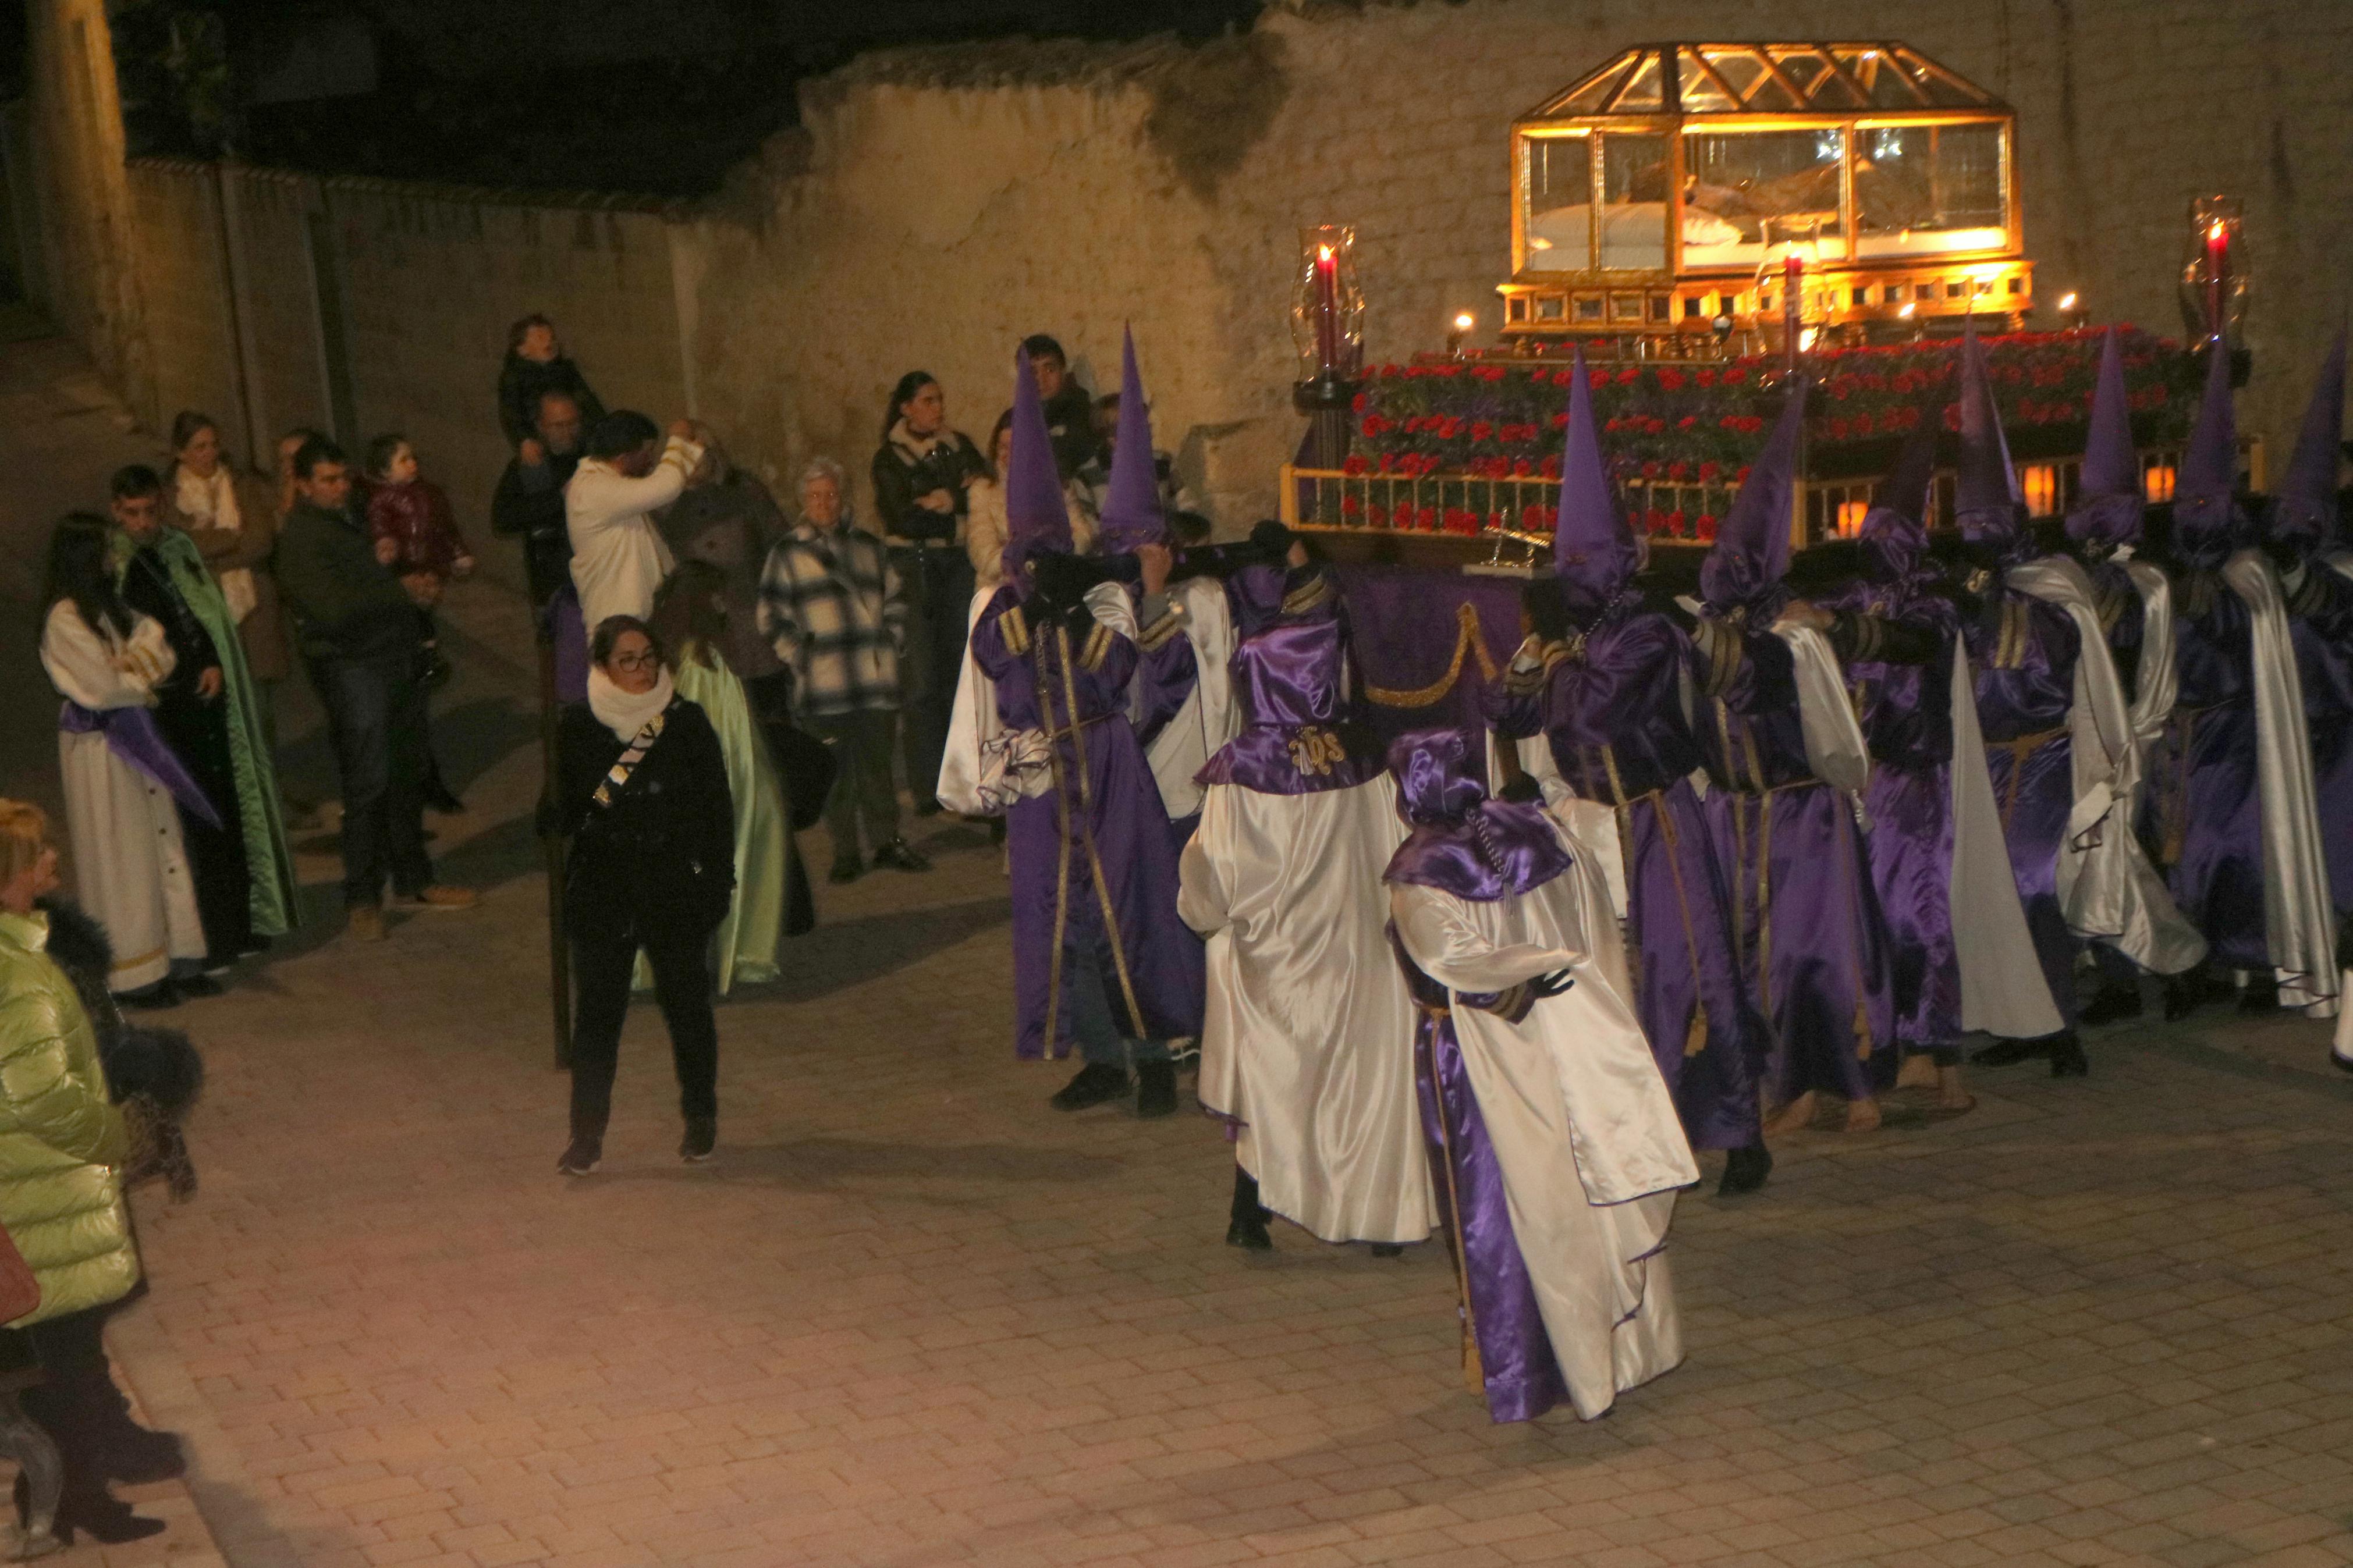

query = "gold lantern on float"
[1500,42,2032,351]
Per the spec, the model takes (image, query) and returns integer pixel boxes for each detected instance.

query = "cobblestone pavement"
[6,339,2353,1568]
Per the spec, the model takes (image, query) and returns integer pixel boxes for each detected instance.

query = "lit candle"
[2204,219,2229,344]
[1783,251,1804,371]
[1315,244,1341,374]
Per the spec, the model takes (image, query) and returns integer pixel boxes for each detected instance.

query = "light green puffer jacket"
[0,911,139,1325]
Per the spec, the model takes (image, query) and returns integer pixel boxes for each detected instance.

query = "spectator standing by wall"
[491,391,587,610]
[1021,334,1100,482]
[566,412,703,646]
[274,437,477,941]
[659,425,789,720]
[37,516,208,1007]
[967,409,1098,595]
[871,372,985,816]
[365,433,474,814]
[159,414,290,745]
[759,459,931,884]
[498,315,605,456]
[109,467,278,974]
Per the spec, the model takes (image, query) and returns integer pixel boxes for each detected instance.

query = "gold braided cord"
[1362,602,1503,708]
[1056,624,1149,1043]
[1034,637,1072,1059]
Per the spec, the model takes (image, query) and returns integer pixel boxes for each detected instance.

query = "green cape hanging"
[113,526,301,936]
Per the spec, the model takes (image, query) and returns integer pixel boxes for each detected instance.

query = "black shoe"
[2079,983,2143,1027]
[680,1117,716,1164]
[2237,977,2280,1015]
[2048,1033,2089,1078]
[914,797,944,818]
[425,788,465,815]
[2163,973,2212,1022]
[236,934,272,958]
[1225,1211,1273,1250]
[1049,1063,1129,1112]
[113,982,179,1012]
[828,858,863,885]
[1135,1062,1178,1118]
[2333,1053,2353,1075]
[51,1490,165,1546]
[1369,1243,1406,1258]
[1717,1142,1772,1196]
[174,973,225,999]
[872,838,932,873]
[556,1136,601,1176]
[988,818,1007,848]
[1974,1035,2049,1066]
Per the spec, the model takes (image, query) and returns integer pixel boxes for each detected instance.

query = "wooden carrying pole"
[538,627,572,1070]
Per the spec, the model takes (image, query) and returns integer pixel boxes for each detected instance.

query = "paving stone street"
[3,337,2351,1568]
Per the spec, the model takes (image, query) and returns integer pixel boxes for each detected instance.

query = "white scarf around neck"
[178,463,258,624]
[587,664,676,743]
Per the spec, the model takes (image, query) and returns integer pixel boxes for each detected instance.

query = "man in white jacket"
[566,411,704,647]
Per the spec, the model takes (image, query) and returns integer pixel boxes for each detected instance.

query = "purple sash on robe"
[59,701,222,830]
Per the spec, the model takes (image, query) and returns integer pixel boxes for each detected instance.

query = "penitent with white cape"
[1382,727,1698,1423]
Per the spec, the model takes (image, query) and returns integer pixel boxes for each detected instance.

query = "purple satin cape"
[59,701,222,830]
[1380,728,1571,902]
[1197,614,1383,794]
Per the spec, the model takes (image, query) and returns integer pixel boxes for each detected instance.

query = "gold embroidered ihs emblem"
[1288,726,1347,776]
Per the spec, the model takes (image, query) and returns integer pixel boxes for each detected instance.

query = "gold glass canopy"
[1503,43,2030,344]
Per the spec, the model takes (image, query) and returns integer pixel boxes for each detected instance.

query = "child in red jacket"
[365,434,474,691]
[365,435,473,812]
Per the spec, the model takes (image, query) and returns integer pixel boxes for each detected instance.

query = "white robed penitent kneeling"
[1389,801,1698,1420]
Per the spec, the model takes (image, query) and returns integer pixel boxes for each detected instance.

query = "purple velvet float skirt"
[1985,726,2079,1030]
[1616,781,1765,1151]
[1862,763,1961,1051]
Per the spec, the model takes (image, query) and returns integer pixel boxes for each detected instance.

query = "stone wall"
[687,0,2353,529]
[118,159,695,589]
[20,0,2353,540]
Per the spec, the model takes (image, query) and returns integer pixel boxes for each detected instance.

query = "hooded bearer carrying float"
[1179,583,1433,1246]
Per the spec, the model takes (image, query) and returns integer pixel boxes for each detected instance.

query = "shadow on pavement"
[736,895,1010,1005]
[612,1134,1123,1193]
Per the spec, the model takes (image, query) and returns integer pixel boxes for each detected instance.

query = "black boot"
[1226,1167,1272,1250]
[1717,1142,1772,1196]
[48,1485,164,1546]
[2237,974,2280,1015]
[1135,1062,1178,1118]
[2047,1032,2089,1078]
[1974,1034,2049,1066]
[1369,1243,1406,1258]
[2079,982,2143,1027]
[1049,1062,1128,1112]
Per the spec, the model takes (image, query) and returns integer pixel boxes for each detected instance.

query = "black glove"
[1527,969,1575,999]
[1497,773,1544,806]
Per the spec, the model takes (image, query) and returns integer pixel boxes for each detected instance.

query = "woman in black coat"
[544,616,735,1175]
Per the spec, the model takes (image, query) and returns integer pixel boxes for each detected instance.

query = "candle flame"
[1453,312,1475,331]
[2208,219,2228,244]
[1318,244,1335,264]
[2057,292,2078,312]
[1897,302,1917,319]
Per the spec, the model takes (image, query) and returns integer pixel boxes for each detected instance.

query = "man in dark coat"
[274,436,477,940]
[1021,333,1101,482]
[491,389,587,608]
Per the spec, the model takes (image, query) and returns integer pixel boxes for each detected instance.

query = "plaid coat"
[756,520,906,718]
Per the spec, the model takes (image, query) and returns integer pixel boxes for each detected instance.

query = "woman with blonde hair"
[0,800,166,1544]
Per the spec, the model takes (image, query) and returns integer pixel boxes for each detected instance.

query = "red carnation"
[1513,457,1533,477]
[1656,367,1686,391]
[1696,368,1719,388]
[1641,460,1661,479]
[1667,510,1687,537]
[1541,454,1563,479]
[1678,415,1699,431]
[1351,393,1367,413]
[1667,461,1689,482]
[1723,367,1749,386]
[1699,461,1720,482]
[1342,454,1368,476]
[1339,494,1362,517]
[1589,370,1609,390]
[1552,413,1569,431]
[1695,514,1718,542]
[1417,506,1438,530]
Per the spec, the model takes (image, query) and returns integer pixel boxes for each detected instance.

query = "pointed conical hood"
[1095,327,1165,554]
[1551,348,1636,603]
[1859,418,1939,587]
[1699,378,1808,612]
[1001,347,1073,579]
[2270,329,2346,557]
[2065,328,2145,550]
[1953,320,2022,547]
[2173,342,2242,566]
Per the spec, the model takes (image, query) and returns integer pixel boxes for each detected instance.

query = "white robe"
[1136,578,1239,823]
[1178,773,1433,1245]
[1390,835,1698,1420]
[39,603,205,993]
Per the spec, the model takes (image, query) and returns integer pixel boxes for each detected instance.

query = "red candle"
[1314,244,1341,374]
[2204,219,2229,343]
